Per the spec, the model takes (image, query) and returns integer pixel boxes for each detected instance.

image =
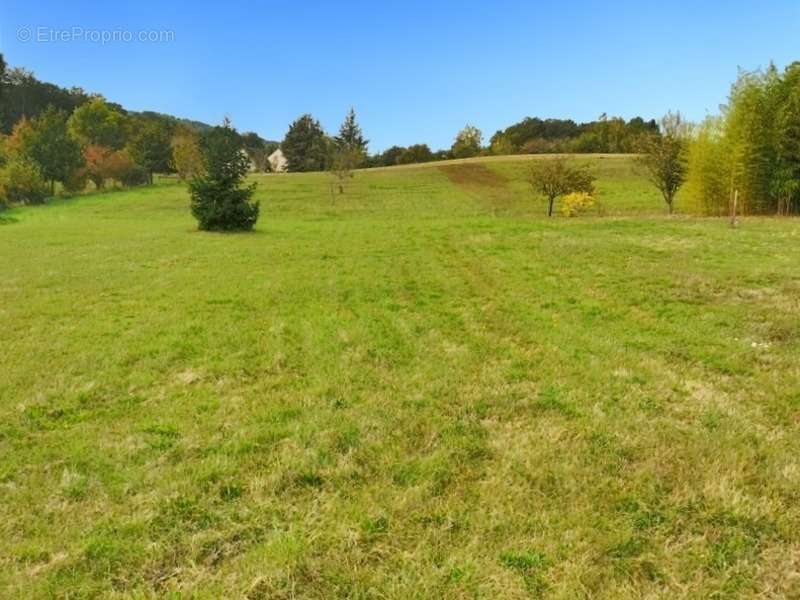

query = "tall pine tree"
[334,108,368,154]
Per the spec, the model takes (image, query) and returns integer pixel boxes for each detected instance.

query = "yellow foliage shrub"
[560,192,595,217]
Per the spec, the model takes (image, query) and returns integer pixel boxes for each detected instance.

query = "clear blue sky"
[1,1,798,152]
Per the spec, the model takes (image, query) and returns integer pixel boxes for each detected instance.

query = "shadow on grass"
[188,227,268,236]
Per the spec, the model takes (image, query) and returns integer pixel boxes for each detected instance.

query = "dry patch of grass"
[438,163,510,189]
[438,163,514,211]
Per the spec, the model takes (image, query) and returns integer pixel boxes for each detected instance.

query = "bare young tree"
[329,109,367,195]
[636,112,688,214]
[529,157,596,216]
[329,146,362,195]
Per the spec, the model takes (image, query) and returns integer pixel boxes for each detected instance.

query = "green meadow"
[2,155,799,598]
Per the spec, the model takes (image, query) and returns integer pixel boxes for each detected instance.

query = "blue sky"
[1,1,798,152]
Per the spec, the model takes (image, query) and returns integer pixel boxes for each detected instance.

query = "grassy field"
[2,155,799,598]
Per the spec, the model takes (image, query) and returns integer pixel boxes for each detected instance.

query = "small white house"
[238,149,258,172]
[268,148,288,173]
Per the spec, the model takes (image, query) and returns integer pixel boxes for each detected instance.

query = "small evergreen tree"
[189,120,259,231]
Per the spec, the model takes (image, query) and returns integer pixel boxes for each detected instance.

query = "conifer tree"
[281,114,328,172]
[189,120,259,231]
[334,108,368,154]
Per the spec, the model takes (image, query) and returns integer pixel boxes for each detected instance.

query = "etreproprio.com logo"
[17,26,175,44]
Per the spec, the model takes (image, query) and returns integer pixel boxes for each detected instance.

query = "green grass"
[1,155,799,598]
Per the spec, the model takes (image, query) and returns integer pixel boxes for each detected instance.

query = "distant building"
[239,149,258,172]
[268,148,288,173]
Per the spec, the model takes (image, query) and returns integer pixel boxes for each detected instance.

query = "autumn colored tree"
[171,129,205,180]
[82,145,114,189]
[5,117,35,157]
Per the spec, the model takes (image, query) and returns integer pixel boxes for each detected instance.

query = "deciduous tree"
[636,112,688,214]
[451,124,482,159]
[330,147,361,194]
[398,144,433,165]
[127,118,172,183]
[23,107,83,194]
[68,97,128,149]
[490,133,516,156]
[171,128,205,180]
[0,159,48,205]
[83,145,114,189]
[529,158,596,217]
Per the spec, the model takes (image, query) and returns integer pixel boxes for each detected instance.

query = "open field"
[2,155,800,598]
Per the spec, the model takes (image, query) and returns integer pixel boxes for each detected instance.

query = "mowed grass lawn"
[2,156,799,598]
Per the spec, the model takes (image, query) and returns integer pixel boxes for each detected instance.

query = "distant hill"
[133,110,215,134]
[0,54,275,146]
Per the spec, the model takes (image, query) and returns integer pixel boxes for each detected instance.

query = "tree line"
[3,50,799,218]
[489,115,659,155]
[525,62,800,218]
[361,117,657,168]
[610,61,800,217]
[686,61,800,215]
[0,54,277,207]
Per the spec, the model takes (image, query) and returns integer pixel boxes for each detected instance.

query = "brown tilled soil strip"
[438,163,515,211]
[438,163,509,188]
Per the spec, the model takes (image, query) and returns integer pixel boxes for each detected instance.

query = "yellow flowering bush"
[560,191,596,217]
